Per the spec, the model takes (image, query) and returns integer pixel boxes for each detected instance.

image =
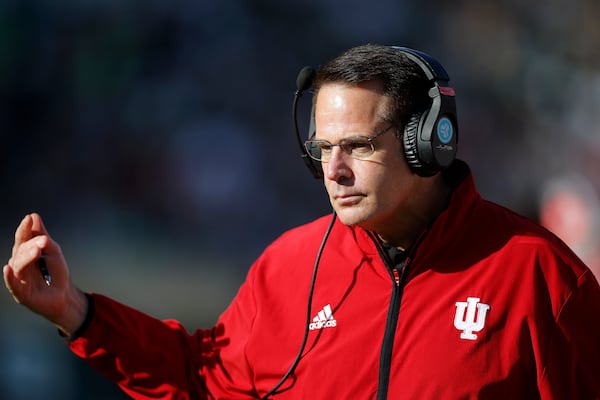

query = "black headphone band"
[390,46,450,82]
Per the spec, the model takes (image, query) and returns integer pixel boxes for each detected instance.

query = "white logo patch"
[454,297,490,340]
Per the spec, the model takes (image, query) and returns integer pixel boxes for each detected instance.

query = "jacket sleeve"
[537,269,600,399]
[67,266,260,399]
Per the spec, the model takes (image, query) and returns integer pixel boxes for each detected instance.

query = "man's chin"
[334,209,369,228]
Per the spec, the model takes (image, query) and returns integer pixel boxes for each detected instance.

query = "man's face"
[314,81,421,233]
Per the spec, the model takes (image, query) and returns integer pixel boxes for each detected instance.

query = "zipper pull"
[392,268,401,286]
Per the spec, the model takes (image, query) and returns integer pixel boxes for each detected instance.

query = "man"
[4,44,600,399]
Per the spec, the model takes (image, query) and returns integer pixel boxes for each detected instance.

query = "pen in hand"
[38,254,52,286]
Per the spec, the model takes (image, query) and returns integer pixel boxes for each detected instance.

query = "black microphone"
[296,66,315,94]
[292,66,321,179]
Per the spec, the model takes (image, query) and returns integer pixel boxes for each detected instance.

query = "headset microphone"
[292,66,321,179]
[296,65,315,93]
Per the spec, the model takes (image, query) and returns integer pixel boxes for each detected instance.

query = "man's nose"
[324,147,353,181]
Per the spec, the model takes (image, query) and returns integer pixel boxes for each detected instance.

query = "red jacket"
[69,162,600,399]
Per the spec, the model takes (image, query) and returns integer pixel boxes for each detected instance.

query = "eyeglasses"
[304,125,395,162]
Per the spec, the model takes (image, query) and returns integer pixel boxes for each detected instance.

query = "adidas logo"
[309,304,337,330]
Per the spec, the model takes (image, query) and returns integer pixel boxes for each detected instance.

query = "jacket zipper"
[376,259,408,400]
[369,230,428,400]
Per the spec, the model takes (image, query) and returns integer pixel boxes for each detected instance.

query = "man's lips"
[333,193,365,205]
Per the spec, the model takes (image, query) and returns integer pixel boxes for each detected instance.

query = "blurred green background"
[1,0,599,398]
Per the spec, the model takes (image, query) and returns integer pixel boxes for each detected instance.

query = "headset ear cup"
[403,113,423,173]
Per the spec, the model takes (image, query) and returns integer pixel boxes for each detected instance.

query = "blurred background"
[1,0,599,398]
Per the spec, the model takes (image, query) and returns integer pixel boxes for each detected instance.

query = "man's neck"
[377,175,452,250]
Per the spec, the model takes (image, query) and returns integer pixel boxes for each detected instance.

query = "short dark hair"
[313,44,431,132]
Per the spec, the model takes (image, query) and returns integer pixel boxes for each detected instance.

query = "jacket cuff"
[58,292,96,341]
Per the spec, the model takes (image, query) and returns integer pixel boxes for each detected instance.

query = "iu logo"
[454,297,490,340]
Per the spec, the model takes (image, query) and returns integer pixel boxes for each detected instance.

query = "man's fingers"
[30,213,48,236]
[3,264,25,303]
[9,236,48,276]
[13,214,33,251]
[12,214,51,260]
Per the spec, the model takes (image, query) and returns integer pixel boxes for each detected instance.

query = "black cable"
[260,211,337,399]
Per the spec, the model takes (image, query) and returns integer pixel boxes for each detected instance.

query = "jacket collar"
[408,160,481,271]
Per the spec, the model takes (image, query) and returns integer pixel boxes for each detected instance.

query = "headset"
[293,46,458,178]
